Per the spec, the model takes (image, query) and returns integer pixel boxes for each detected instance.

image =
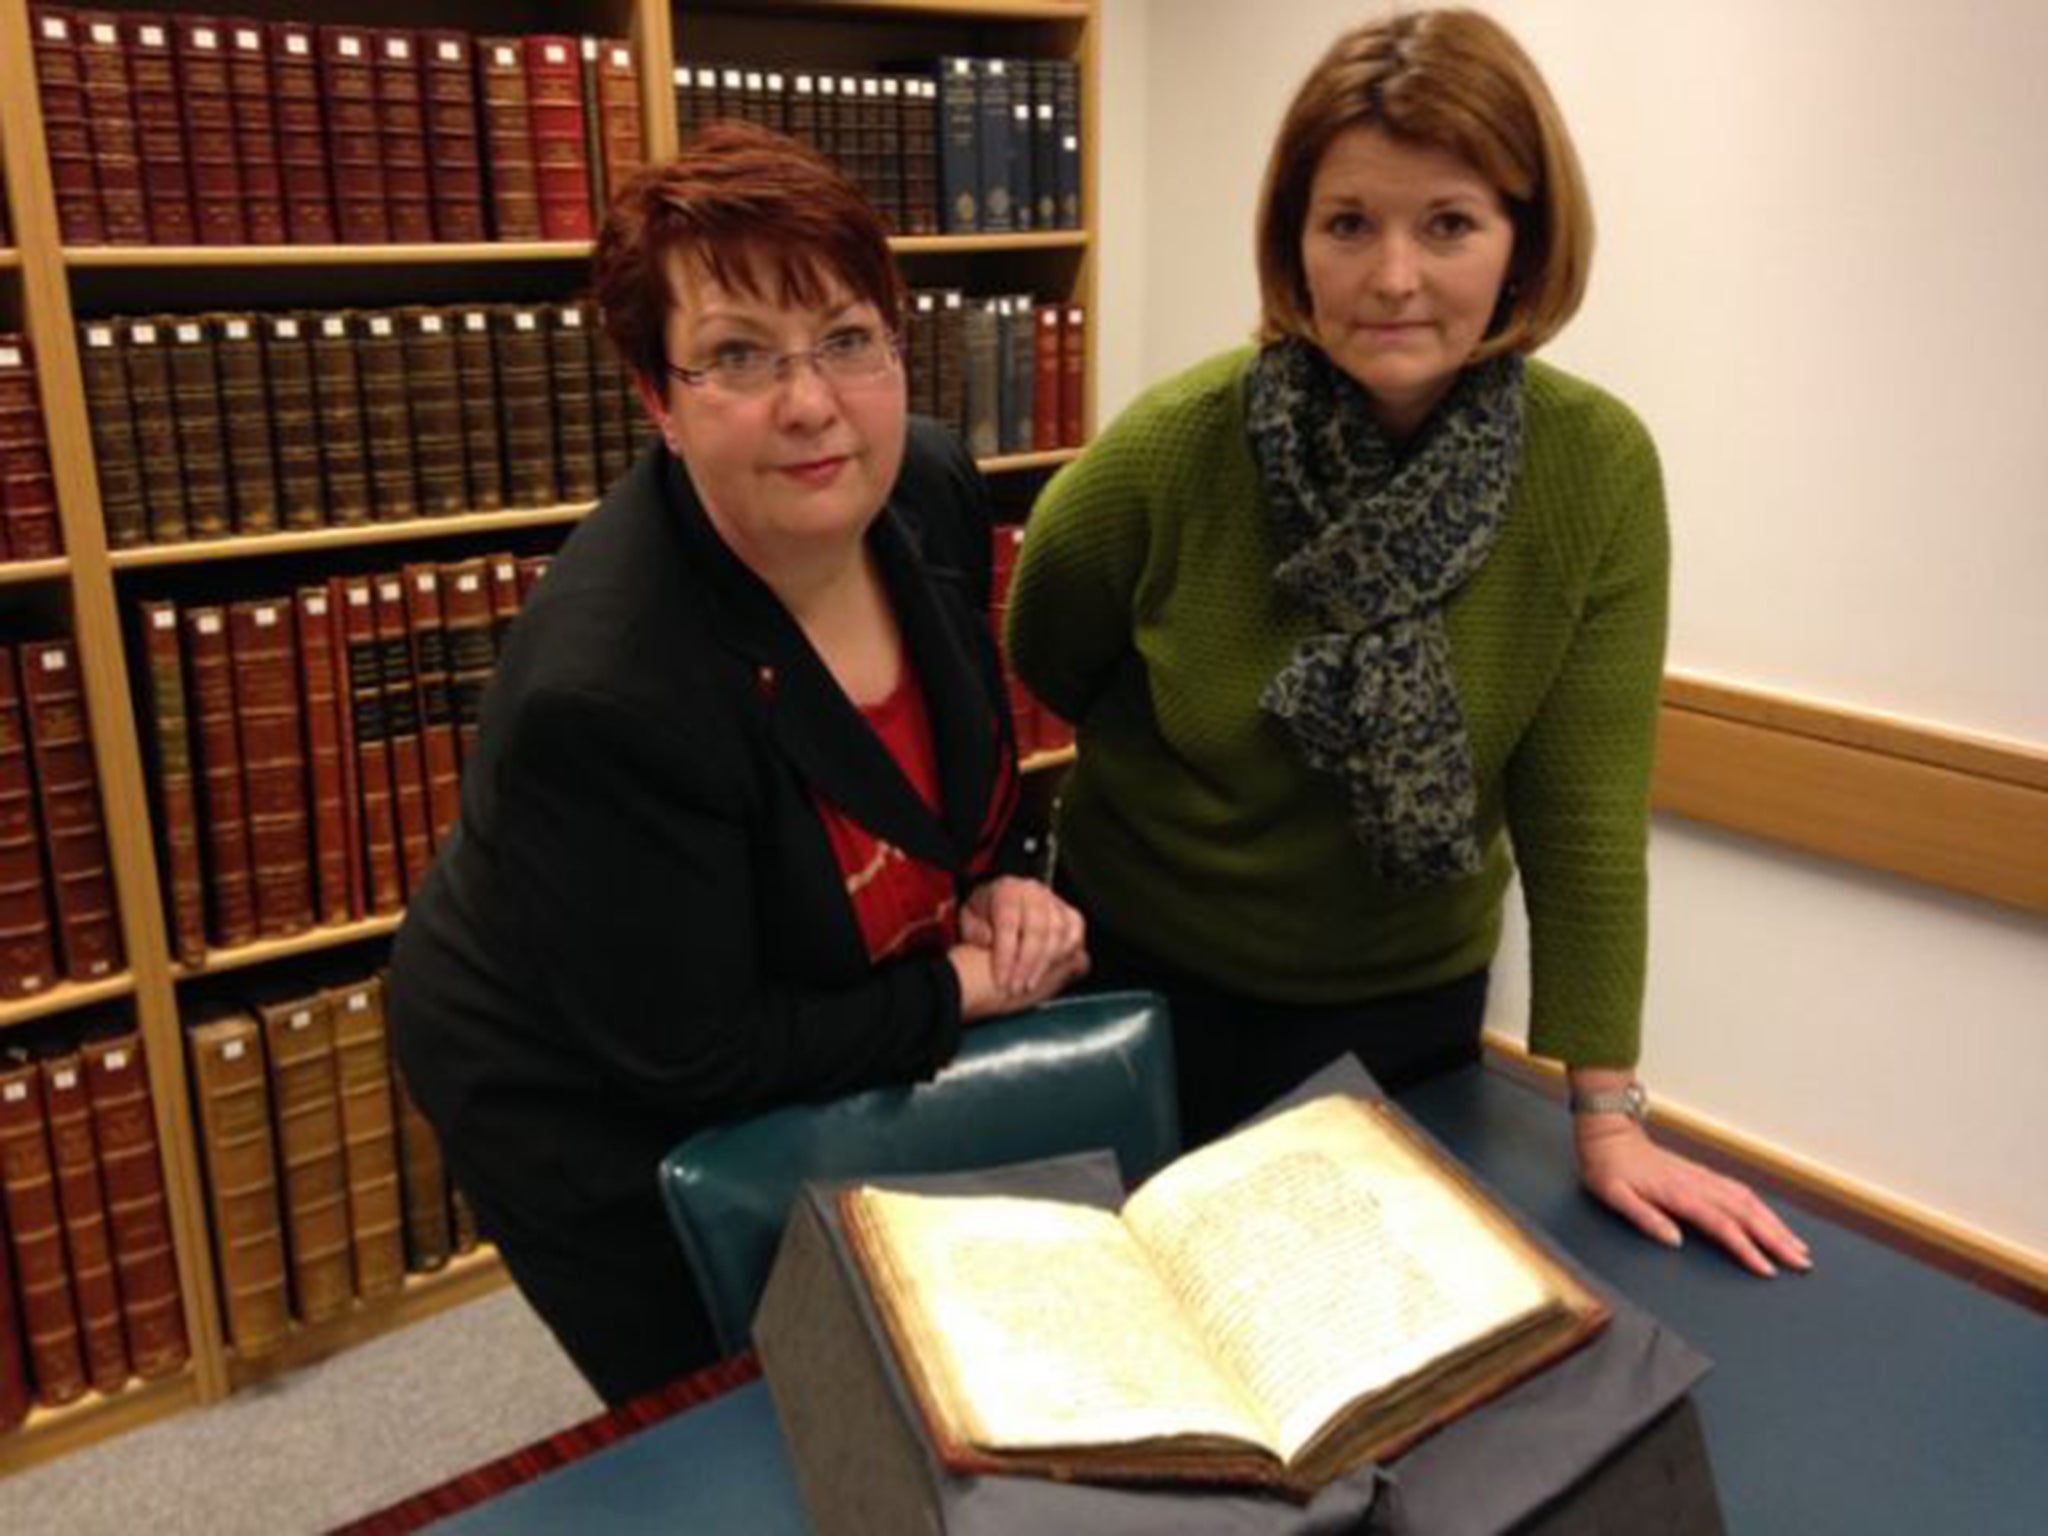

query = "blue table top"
[440,1066,2048,1535]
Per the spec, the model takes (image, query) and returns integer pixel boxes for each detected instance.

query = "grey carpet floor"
[0,1286,601,1536]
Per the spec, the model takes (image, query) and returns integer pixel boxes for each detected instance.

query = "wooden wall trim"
[1654,674,2048,913]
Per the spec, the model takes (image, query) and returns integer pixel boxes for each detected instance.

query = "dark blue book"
[1053,60,1081,229]
[976,57,1016,233]
[1007,68,1035,231]
[1030,61,1059,231]
[937,57,980,233]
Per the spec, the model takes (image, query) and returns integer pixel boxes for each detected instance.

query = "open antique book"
[840,1094,1609,1497]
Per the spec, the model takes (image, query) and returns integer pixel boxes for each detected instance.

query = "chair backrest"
[658,989,1178,1354]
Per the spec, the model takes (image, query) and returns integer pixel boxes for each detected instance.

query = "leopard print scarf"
[1246,337,1524,886]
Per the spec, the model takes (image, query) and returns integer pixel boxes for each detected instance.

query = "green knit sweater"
[1007,348,1668,1067]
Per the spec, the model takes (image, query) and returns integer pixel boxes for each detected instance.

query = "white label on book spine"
[378,579,401,600]
[39,649,65,672]
[133,323,158,343]
[422,315,445,334]
[323,318,347,337]
[287,35,310,57]
[583,39,599,62]
[348,991,370,1012]
[255,606,278,628]
[236,28,259,51]
[0,347,18,369]
[106,1050,129,1070]
[495,561,515,581]
[226,320,250,340]
[562,308,582,327]
[348,586,370,608]
[370,317,394,337]
[387,37,411,61]
[457,573,480,593]
[87,325,115,347]
[290,1009,312,1030]
[195,27,218,49]
[340,35,362,58]
[40,17,66,41]
[613,47,632,69]
[515,313,537,332]
[196,612,222,634]
[416,573,436,593]
[546,44,568,65]
[177,323,202,343]
[277,319,300,339]
[54,1068,77,1091]
[2,1083,23,1103]
[306,595,327,616]
[222,1039,244,1062]
[465,313,488,332]
[91,23,117,46]
[151,608,175,631]
[141,25,166,47]
[438,41,462,64]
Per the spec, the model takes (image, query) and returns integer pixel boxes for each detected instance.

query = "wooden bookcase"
[0,0,1096,1471]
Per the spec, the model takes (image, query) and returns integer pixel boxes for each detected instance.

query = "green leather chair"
[658,989,1178,1355]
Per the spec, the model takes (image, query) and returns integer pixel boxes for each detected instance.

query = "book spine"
[78,322,147,548]
[174,17,244,246]
[936,291,967,442]
[962,299,1000,461]
[1033,304,1063,453]
[597,40,645,209]
[263,315,326,530]
[401,565,462,848]
[487,554,523,653]
[389,1063,450,1272]
[515,555,551,601]
[1007,86,1034,232]
[17,640,124,980]
[320,25,388,243]
[225,21,288,246]
[578,39,605,225]
[212,314,280,534]
[227,600,314,938]
[590,315,633,488]
[185,1015,291,1356]
[400,309,466,515]
[908,291,938,425]
[1061,303,1087,448]
[259,997,354,1323]
[438,559,494,764]
[878,77,907,234]
[180,606,258,949]
[328,978,405,1298]
[1054,60,1082,230]
[477,38,542,242]
[138,601,208,966]
[30,6,104,245]
[164,318,231,539]
[310,311,373,526]
[422,31,486,243]
[0,1061,88,1405]
[547,303,600,503]
[524,36,595,241]
[0,645,59,997]
[125,13,198,245]
[492,305,558,507]
[909,78,941,237]
[453,307,505,511]
[372,576,435,892]
[80,1034,190,1378]
[374,31,434,244]
[294,588,353,926]
[975,59,1015,234]
[0,1173,25,1425]
[334,577,403,915]
[1031,62,1059,232]
[355,311,419,521]
[121,319,186,541]
[0,338,62,560]
[1003,297,1037,455]
[75,12,150,246]
[268,21,337,245]
[40,1052,132,1394]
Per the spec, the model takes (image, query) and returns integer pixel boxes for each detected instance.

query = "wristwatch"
[1569,1080,1649,1123]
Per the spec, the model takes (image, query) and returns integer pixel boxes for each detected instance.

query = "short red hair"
[594,121,906,386]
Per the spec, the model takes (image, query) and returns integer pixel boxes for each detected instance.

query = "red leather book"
[223,20,287,245]
[137,601,207,966]
[522,36,594,240]
[515,555,551,603]
[124,13,198,245]
[294,588,353,926]
[332,577,404,915]
[213,314,280,534]
[17,641,124,981]
[309,311,373,526]
[173,17,244,245]
[399,309,464,515]
[1060,303,1087,449]
[451,307,505,510]
[401,565,462,849]
[1033,304,1063,453]
[374,30,434,244]
[227,599,314,938]
[262,314,326,530]
[0,1059,88,1406]
[180,606,258,949]
[79,1033,189,1379]
[372,575,434,893]
[486,553,522,653]
[0,647,59,998]
[476,38,542,241]
[318,25,388,244]
[438,558,493,764]
[268,21,336,245]
[40,1052,131,1394]
[422,31,486,243]
[0,337,64,560]
[593,39,644,215]
[0,1164,29,1426]
[29,5,104,244]
[75,11,150,245]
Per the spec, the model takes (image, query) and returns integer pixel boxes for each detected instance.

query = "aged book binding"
[842,1094,1608,1499]
[328,979,405,1298]
[0,646,60,997]
[40,1052,132,1394]
[79,1034,190,1378]
[259,995,355,1323]
[186,1012,291,1356]
[228,600,315,937]
[18,640,124,981]
[0,1057,89,1405]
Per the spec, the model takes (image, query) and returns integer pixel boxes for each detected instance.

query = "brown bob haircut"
[594,120,906,387]
[1255,7,1593,360]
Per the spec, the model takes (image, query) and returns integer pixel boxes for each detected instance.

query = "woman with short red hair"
[388,124,1087,1402]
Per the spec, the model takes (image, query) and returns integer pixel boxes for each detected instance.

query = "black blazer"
[388,419,1021,1232]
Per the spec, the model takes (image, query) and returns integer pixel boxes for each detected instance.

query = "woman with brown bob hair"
[1009,10,1804,1275]
[389,122,1087,1403]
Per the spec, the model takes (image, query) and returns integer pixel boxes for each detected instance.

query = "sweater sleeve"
[1504,420,1670,1068]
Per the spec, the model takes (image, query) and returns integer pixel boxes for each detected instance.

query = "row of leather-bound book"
[907,291,1089,461]
[0,337,64,565]
[76,302,652,551]
[28,8,643,247]
[989,526,1076,763]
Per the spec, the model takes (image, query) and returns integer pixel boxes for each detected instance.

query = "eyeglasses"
[664,326,902,398]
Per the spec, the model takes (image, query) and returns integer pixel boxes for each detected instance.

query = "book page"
[848,1189,1279,1456]
[1122,1096,1554,1462]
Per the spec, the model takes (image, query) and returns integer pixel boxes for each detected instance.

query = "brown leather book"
[389,1061,449,1272]
[180,605,258,949]
[450,1184,480,1255]
[227,599,314,938]
[319,25,388,244]
[476,38,543,241]
[523,36,594,241]
[185,1011,290,1356]
[165,317,232,539]
[486,553,523,654]
[903,77,940,238]
[75,11,150,245]
[0,647,60,997]
[262,314,326,530]
[17,641,124,981]
[547,303,600,503]
[398,308,465,515]
[438,559,493,763]
[422,31,486,243]
[355,311,419,521]
[515,554,551,602]
[294,588,353,925]
[327,978,404,1298]
[1033,303,1063,453]
[77,321,148,549]
[452,307,505,510]
[212,314,280,534]
[223,20,288,246]
[492,305,558,507]
[1060,302,1087,449]
[372,575,434,892]
[268,21,338,245]
[309,311,373,526]
[0,1058,88,1405]
[137,600,207,966]
[401,565,461,848]
[121,318,188,542]
[29,5,103,245]
[124,13,198,245]
[0,337,63,560]
[935,290,967,442]
[174,17,244,245]
[257,994,354,1323]
[373,30,433,244]
[79,1033,190,1378]
[907,291,938,421]
[0,1152,31,1426]
[39,1052,131,1394]
[591,322,633,488]
[332,577,403,916]
[594,39,644,215]
[962,298,1000,460]
[679,64,720,147]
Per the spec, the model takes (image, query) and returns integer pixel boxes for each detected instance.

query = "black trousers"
[1075,899,1489,1148]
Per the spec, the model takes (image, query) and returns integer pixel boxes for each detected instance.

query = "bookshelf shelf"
[981,448,1079,476]
[0,247,20,269]
[65,241,596,271]
[108,505,596,571]
[0,556,70,585]
[0,1367,202,1474]
[171,915,406,983]
[722,0,1089,19]
[893,232,1089,256]
[0,972,137,1033]
[1020,744,1075,775]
